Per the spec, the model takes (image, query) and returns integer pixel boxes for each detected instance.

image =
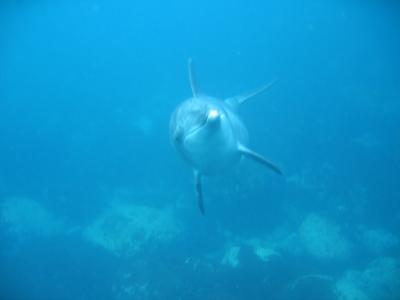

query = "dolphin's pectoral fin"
[238,144,283,175]
[194,170,205,215]
[188,58,199,98]
[225,79,277,107]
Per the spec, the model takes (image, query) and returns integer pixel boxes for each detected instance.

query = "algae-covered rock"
[299,213,350,260]
[221,245,241,268]
[336,271,369,300]
[84,204,182,257]
[0,196,64,237]
[361,257,400,299]
[360,228,399,255]
[336,257,400,300]
[246,238,280,263]
[287,274,336,300]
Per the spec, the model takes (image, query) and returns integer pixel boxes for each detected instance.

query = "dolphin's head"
[170,96,246,174]
[170,98,223,145]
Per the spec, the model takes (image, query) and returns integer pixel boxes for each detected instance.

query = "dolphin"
[169,59,282,215]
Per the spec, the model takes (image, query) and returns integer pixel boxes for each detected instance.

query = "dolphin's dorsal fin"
[188,58,199,98]
[238,144,282,175]
[194,170,205,215]
[225,79,277,107]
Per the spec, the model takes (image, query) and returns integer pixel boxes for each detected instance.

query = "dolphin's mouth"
[183,109,222,143]
[183,121,207,142]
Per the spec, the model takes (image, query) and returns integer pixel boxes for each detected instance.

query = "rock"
[299,214,350,260]
[221,245,241,268]
[286,274,336,300]
[359,228,399,255]
[336,257,400,300]
[0,196,64,237]
[84,204,182,257]
[246,238,280,263]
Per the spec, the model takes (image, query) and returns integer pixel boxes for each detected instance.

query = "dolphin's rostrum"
[170,59,282,215]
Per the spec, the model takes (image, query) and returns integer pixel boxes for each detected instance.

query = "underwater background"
[1,0,399,299]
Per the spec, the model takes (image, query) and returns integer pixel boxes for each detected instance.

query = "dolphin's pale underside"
[170,59,282,215]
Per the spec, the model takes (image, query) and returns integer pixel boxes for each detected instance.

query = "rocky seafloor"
[0,194,399,300]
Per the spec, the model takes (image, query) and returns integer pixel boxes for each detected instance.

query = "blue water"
[1,1,399,299]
